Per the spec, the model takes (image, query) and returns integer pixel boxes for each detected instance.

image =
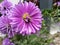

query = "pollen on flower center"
[23,13,29,19]
[23,13,31,23]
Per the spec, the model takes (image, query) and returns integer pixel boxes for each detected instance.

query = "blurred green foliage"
[0,0,2,2]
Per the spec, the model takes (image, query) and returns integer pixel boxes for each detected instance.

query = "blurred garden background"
[0,0,60,45]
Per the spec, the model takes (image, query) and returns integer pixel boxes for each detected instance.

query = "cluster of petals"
[58,2,60,6]
[0,0,43,45]
[9,1,43,35]
[0,0,20,38]
[2,38,15,45]
[0,0,43,36]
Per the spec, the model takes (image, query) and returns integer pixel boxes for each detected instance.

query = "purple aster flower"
[2,38,15,45]
[57,2,60,6]
[0,0,22,17]
[0,0,12,17]
[0,16,15,38]
[0,0,15,38]
[9,1,43,35]
[1,0,12,9]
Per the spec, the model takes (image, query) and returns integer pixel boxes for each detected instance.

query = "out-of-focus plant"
[51,2,60,23]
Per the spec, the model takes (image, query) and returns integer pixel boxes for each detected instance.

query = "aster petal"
[10,17,22,22]
[31,20,42,28]
[10,17,23,25]
[16,20,24,32]
[28,2,36,10]
[32,14,42,19]
[8,11,21,18]
[32,18,42,23]
[13,7,23,16]
[0,20,5,28]
[30,23,36,33]
[8,30,15,38]
[30,8,41,16]
[28,2,36,14]
[15,3,25,14]
[20,22,26,34]
[26,24,29,34]
[28,25,32,34]
[24,1,28,12]
[31,23,40,31]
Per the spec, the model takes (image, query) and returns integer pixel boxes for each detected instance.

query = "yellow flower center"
[23,13,31,22]
[23,13,29,19]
